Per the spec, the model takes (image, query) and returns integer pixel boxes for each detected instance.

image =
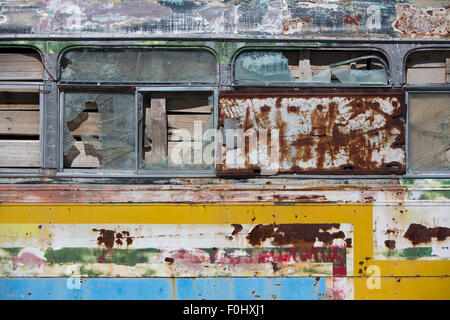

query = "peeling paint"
[0,0,448,39]
[393,4,450,38]
[218,90,405,175]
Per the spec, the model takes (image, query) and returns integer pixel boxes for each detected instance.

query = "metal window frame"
[403,47,450,86]
[57,45,220,86]
[405,90,450,178]
[135,86,218,177]
[0,83,44,175]
[4,41,449,180]
[231,46,393,88]
[57,86,218,178]
[58,88,139,176]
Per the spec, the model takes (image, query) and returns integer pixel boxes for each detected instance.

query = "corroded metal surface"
[0,223,353,279]
[218,90,405,175]
[0,178,417,203]
[0,1,448,39]
[393,4,450,38]
[1,201,449,300]
[374,203,450,260]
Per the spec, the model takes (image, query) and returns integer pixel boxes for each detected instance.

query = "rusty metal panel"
[218,90,406,176]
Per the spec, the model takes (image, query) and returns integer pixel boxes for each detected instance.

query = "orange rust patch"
[218,90,406,176]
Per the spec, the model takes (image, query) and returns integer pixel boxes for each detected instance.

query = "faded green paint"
[383,247,435,260]
[46,42,76,55]
[45,248,158,266]
[401,179,450,201]
[0,41,47,54]
[142,269,157,277]
[79,265,104,277]
[1,247,21,256]
[419,191,450,200]
[301,267,333,276]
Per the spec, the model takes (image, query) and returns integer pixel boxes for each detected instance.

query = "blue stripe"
[0,277,325,300]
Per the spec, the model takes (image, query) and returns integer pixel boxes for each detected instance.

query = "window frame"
[225,46,410,178]
[404,47,450,89]
[56,46,220,178]
[58,46,220,86]
[231,46,392,88]
[136,86,218,177]
[0,82,44,175]
[405,90,450,178]
[404,48,450,178]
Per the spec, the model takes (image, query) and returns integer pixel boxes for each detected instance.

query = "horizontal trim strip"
[0,277,326,300]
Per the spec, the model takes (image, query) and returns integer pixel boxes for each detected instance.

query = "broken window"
[61,48,218,84]
[139,90,215,171]
[406,50,450,84]
[63,92,136,169]
[234,49,389,85]
[0,49,43,169]
[408,92,450,172]
[60,48,218,173]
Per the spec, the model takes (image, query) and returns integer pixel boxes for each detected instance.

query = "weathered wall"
[0,0,448,39]
[0,1,448,302]
[0,179,449,300]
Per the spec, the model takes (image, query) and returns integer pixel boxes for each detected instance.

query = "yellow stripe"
[0,203,449,299]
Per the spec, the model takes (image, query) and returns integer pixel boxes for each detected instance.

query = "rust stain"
[93,228,116,249]
[246,223,344,247]
[93,229,133,249]
[165,257,175,264]
[345,238,352,248]
[403,223,450,245]
[231,224,243,236]
[282,18,303,33]
[295,195,327,202]
[343,13,363,26]
[384,239,396,249]
[393,4,450,38]
[0,181,407,203]
[219,90,406,175]
[272,262,281,272]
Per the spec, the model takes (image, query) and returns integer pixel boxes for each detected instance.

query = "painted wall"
[0,1,448,301]
[0,0,448,39]
[0,179,449,300]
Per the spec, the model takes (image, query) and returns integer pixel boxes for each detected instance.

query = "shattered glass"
[409,93,450,172]
[333,68,387,84]
[306,69,331,83]
[234,50,388,84]
[61,49,217,83]
[234,51,298,83]
[63,92,136,169]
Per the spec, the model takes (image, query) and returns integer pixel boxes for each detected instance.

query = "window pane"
[0,89,40,167]
[234,50,388,85]
[0,50,43,80]
[409,93,450,172]
[61,49,217,83]
[139,91,214,170]
[63,92,136,169]
[406,50,450,84]
[235,51,298,82]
